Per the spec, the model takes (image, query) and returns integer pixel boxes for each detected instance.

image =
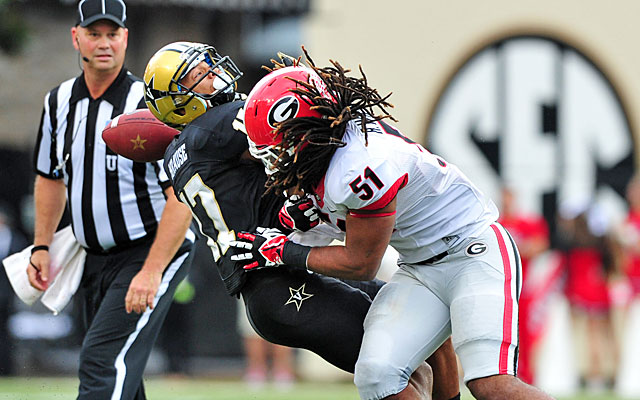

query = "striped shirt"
[34,68,171,252]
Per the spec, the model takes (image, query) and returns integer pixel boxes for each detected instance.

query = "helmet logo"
[268,96,299,129]
[144,76,163,115]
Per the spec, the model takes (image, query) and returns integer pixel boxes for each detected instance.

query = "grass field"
[0,377,632,400]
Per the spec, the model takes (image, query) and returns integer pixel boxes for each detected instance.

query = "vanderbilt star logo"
[285,283,314,311]
[131,135,147,150]
[145,76,165,114]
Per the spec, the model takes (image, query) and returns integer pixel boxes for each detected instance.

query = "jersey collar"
[70,67,130,105]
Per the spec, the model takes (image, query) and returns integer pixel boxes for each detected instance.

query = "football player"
[143,42,460,400]
[232,49,556,400]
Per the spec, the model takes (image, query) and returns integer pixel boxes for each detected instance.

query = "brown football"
[102,109,178,162]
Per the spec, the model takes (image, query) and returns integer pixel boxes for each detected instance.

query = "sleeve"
[33,91,63,179]
[289,223,345,246]
[327,156,407,212]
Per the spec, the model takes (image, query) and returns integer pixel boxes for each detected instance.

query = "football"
[102,109,178,162]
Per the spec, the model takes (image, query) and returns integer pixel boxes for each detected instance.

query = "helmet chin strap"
[205,92,235,108]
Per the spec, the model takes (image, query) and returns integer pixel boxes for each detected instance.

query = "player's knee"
[354,356,410,399]
[411,362,433,393]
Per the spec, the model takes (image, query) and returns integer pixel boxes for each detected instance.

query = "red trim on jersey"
[491,223,514,375]
[312,175,326,208]
[360,173,408,211]
[348,211,396,218]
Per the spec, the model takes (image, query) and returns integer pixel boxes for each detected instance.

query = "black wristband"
[31,245,49,255]
[282,241,311,269]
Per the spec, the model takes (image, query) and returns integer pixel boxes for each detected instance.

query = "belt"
[417,251,448,265]
[84,233,155,256]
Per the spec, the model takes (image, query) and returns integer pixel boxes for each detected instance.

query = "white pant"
[354,223,522,400]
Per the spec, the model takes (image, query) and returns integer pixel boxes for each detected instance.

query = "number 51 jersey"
[164,101,283,296]
[313,118,499,264]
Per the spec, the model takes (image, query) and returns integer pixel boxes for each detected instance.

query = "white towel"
[2,225,86,315]
[3,249,41,306]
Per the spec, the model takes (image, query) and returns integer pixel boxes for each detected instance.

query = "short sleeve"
[33,91,62,179]
[326,156,407,212]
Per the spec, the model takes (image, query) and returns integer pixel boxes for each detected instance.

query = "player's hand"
[230,227,289,271]
[125,268,161,314]
[27,249,50,291]
[279,194,320,232]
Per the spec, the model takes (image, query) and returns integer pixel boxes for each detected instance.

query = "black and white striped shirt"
[34,68,171,252]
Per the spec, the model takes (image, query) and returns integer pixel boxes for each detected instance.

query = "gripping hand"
[230,227,290,271]
[279,195,320,232]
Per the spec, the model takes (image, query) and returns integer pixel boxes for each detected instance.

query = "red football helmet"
[244,66,329,173]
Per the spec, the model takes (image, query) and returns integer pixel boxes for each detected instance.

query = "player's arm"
[28,175,67,290]
[231,160,401,280]
[305,198,396,280]
[125,186,192,314]
[232,198,396,281]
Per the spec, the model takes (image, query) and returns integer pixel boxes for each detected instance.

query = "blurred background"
[2,0,640,398]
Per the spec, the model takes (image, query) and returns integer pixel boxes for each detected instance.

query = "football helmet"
[143,41,242,130]
[244,66,327,172]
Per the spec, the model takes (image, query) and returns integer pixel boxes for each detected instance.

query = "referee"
[27,1,193,399]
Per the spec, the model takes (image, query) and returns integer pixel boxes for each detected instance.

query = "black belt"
[417,251,448,264]
[84,233,155,256]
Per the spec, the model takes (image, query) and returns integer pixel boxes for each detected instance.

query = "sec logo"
[428,34,635,240]
[466,241,488,257]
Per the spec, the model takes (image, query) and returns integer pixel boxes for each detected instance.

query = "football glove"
[230,227,310,271]
[279,195,320,232]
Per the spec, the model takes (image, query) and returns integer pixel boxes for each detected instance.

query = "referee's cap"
[77,0,127,28]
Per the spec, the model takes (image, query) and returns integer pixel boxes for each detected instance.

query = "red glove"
[230,227,310,271]
[278,195,320,232]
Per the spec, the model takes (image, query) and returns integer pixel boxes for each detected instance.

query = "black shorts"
[240,268,385,373]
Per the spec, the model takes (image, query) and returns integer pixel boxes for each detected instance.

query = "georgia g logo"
[268,96,299,129]
[465,241,487,257]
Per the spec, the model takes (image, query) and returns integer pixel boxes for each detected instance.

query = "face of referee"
[71,20,128,74]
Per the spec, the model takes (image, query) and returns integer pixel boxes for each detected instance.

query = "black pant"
[241,268,385,373]
[77,239,193,400]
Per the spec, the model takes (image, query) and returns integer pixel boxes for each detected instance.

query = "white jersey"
[312,119,499,264]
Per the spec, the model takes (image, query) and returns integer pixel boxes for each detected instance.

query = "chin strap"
[208,91,237,107]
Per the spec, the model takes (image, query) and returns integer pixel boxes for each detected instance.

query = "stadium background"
[1,0,640,398]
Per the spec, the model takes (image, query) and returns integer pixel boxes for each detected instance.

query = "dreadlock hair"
[263,47,397,196]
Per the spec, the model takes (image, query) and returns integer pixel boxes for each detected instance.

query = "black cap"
[77,0,127,28]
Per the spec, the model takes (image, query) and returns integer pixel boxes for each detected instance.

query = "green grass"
[0,377,630,399]
[0,377,360,400]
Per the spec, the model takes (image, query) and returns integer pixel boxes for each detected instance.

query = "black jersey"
[164,101,283,295]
